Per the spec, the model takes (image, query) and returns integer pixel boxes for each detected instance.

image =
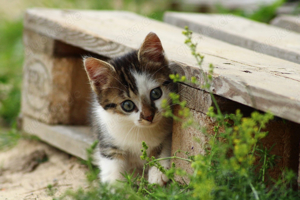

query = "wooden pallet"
[22,8,300,183]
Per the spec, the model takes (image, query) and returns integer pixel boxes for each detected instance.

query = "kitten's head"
[84,32,174,127]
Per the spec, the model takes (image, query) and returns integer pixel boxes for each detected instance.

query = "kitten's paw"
[100,171,123,184]
[148,166,169,186]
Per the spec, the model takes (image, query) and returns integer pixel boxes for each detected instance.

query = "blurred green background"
[0,0,296,132]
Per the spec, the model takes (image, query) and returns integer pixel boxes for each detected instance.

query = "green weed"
[81,140,100,183]
[0,123,40,151]
[0,123,21,151]
[47,184,58,196]
[0,20,23,126]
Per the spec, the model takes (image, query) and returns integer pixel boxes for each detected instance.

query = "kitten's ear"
[83,57,115,91]
[138,32,166,63]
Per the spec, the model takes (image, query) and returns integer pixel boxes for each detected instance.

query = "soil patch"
[0,139,89,199]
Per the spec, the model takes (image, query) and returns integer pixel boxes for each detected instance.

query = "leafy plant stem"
[147,156,193,164]
[262,148,267,182]
[249,181,260,200]
[210,93,222,116]
[251,125,262,156]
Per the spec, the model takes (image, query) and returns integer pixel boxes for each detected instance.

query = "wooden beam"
[271,15,300,34]
[22,116,94,160]
[164,12,300,65]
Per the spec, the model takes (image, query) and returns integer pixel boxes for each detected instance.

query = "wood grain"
[172,105,212,184]
[164,12,300,64]
[22,29,90,125]
[23,9,300,125]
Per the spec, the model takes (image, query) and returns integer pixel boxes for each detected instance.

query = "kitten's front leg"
[148,135,171,186]
[98,155,127,184]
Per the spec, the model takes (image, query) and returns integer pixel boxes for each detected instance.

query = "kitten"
[83,32,175,186]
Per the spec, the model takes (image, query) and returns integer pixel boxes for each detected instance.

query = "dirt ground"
[0,139,89,200]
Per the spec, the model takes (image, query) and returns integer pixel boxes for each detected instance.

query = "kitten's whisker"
[136,128,141,153]
[122,124,136,146]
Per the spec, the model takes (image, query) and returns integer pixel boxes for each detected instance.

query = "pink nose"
[144,115,154,122]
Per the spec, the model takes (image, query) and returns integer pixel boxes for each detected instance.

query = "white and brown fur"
[83,32,175,185]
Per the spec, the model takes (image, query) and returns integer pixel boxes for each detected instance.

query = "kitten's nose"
[144,115,154,122]
[140,105,155,123]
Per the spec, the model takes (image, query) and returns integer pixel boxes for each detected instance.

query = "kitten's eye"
[121,100,135,112]
[150,87,162,101]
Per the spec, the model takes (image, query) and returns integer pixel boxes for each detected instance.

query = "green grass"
[0,20,23,126]
[56,108,299,199]
[0,124,21,151]
[0,19,24,149]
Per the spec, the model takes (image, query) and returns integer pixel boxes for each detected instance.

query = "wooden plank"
[172,106,210,184]
[23,8,300,125]
[22,116,94,160]
[164,12,300,65]
[276,3,300,15]
[271,15,300,34]
[172,0,278,10]
[178,83,252,115]
[178,84,212,113]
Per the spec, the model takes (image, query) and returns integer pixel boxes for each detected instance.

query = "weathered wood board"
[276,3,300,15]
[164,12,300,65]
[24,9,300,125]
[23,116,94,160]
[171,0,278,11]
[271,15,300,33]
[172,104,213,184]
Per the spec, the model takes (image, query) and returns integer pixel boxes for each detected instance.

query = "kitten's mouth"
[137,118,158,127]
